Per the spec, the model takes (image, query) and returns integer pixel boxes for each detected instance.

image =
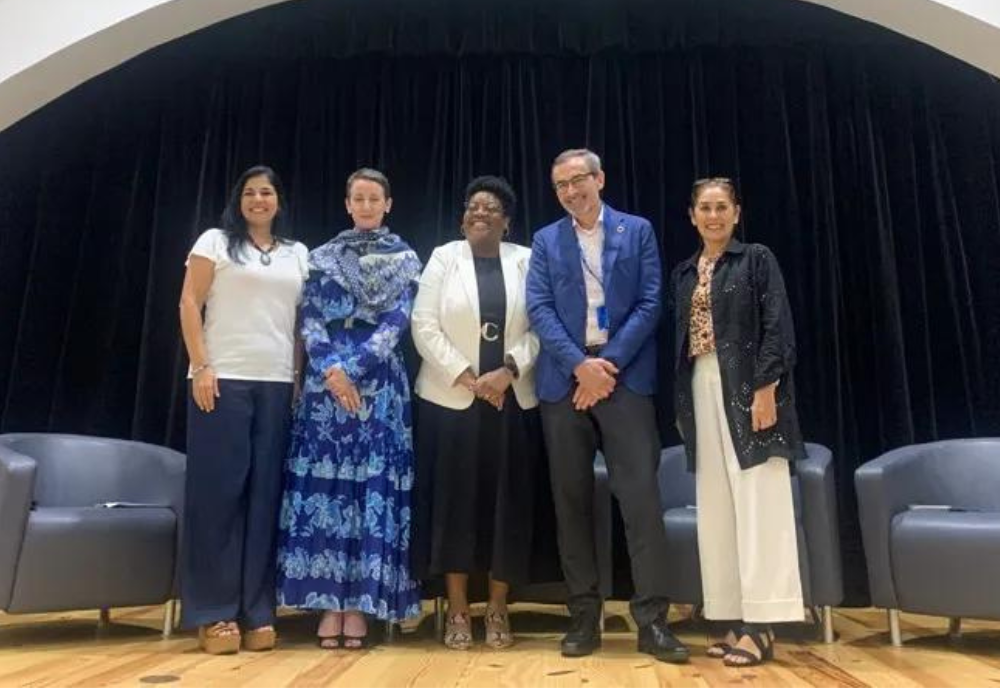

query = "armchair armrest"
[855,446,937,609]
[0,445,37,609]
[797,443,843,607]
[593,453,613,598]
[657,446,695,511]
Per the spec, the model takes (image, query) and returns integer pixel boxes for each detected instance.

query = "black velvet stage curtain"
[2,0,999,603]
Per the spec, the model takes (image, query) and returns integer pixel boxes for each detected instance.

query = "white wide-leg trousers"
[692,352,804,623]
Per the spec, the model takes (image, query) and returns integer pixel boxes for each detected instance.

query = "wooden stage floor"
[2,602,999,687]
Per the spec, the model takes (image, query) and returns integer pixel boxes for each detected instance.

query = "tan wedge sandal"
[242,625,277,651]
[199,621,240,655]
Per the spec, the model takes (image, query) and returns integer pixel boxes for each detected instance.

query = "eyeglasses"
[552,172,595,192]
[464,202,504,215]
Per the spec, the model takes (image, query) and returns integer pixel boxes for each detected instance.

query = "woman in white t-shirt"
[178,165,308,655]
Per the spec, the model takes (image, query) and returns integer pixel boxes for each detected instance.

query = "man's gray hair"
[552,148,602,174]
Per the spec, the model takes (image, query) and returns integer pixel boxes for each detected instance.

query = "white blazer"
[412,240,539,410]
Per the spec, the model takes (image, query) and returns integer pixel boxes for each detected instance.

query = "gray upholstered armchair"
[657,442,843,642]
[855,438,1000,646]
[0,433,185,636]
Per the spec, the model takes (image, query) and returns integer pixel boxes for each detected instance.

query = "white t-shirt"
[187,228,309,382]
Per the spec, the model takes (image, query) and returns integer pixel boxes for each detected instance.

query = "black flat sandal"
[318,633,343,650]
[706,625,740,658]
[342,633,372,650]
[723,624,774,667]
[341,611,371,650]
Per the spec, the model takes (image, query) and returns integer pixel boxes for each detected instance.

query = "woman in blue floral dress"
[276,168,422,648]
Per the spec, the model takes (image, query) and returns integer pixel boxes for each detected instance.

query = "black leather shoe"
[561,615,601,657]
[637,618,690,663]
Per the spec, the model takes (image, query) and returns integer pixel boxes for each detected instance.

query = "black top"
[670,239,805,472]
[474,256,506,374]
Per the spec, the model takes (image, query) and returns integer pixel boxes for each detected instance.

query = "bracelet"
[191,363,212,376]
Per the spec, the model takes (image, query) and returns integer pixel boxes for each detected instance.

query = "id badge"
[596,304,609,331]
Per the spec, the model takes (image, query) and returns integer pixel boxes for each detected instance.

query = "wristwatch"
[503,354,520,380]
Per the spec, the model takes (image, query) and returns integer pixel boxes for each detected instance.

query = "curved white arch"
[1,0,999,134]
[799,0,1000,79]
[0,0,291,134]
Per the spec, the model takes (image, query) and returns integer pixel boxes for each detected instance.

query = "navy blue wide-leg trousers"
[180,379,292,630]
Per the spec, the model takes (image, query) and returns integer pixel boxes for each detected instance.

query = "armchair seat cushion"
[7,507,176,613]
[890,509,1000,619]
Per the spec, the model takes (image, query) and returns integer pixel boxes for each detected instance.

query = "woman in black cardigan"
[671,178,805,667]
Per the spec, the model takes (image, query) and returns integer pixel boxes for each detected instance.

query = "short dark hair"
[220,164,289,263]
[690,177,740,207]
[346,167,391,198]
[464,175,517,217]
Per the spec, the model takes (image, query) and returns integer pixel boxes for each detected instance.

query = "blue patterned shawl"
[309,227,421,324]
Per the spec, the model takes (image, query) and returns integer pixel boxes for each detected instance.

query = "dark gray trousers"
[540,386,671,627]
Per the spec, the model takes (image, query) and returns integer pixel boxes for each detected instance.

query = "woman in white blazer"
[411,176,550,651]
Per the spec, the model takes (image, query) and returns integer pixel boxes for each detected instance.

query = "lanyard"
[576,230,603,282]
[580,251,602,282]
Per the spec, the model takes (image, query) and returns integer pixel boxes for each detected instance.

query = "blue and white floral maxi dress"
[277,238,421,622]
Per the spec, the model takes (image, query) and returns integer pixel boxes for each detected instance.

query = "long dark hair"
[220,165,290,263]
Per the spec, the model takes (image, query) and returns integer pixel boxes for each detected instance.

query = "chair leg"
[948,617,961,640]
[98,608,111,628]
[434,597,445,641]
[822,605,835,644]
[599,600,605,633]
[888,608,902,647]
[384,620,396,644]
[162,600,176,638]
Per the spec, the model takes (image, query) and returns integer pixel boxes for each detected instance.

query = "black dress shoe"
[561,615,601,657]
[637,617,690,663]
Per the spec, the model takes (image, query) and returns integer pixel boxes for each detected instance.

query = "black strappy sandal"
[342,633,372,650]
[317,633,343,650]
[706,625,740,658]
[723,624,774,667]
[317,610,344,650]
[342,612,371,650]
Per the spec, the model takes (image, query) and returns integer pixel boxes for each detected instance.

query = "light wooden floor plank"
[2,603,999,687]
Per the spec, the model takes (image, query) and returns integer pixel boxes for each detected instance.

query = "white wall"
[0,0,169,83]
[799,0,1000,81]
[1,0,999,134]
[0,0,290,133]
[934,0,1000,26]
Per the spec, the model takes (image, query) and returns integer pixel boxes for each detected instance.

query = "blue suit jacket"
[526,205,662,403]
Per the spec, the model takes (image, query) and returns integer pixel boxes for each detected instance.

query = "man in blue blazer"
[527,149,687,662]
